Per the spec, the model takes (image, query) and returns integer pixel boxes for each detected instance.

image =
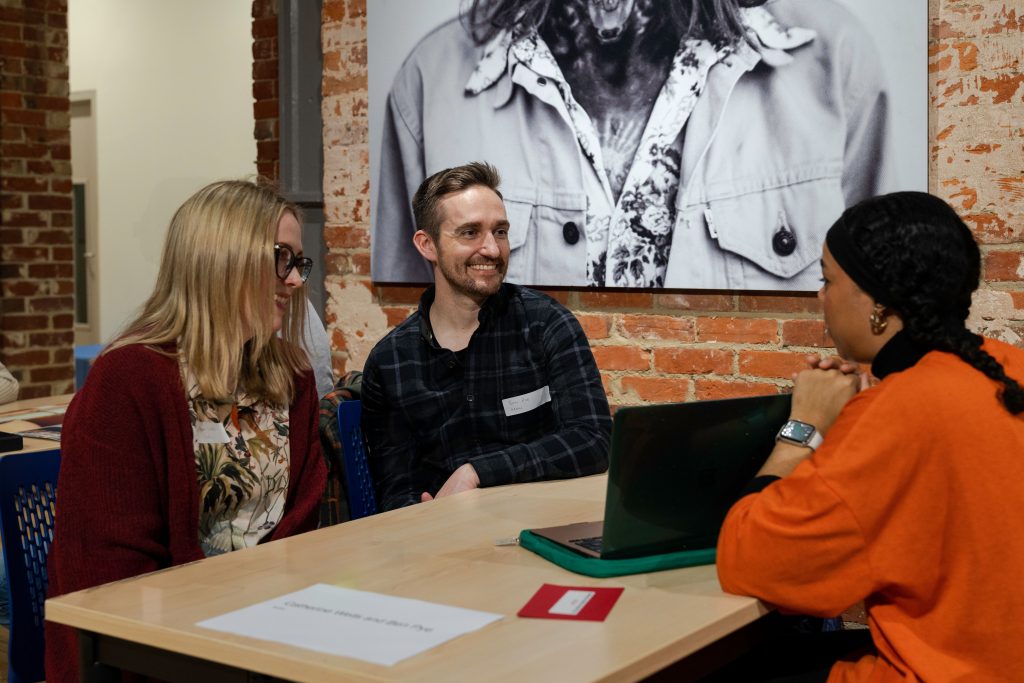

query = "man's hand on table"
[421,462,480,502]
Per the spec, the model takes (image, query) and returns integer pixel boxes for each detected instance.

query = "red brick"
[2,349,48,365]
[27,295,72,312]
[3,211,46,227]
[696,317,778,344]
[2,175,48,192]
[653,348,733,375]
[575,313,611,340]
[655,293,735,311]
[592,346,650,371]
[27,193,71,210]
[29,331,74,348]
[252,37,276,60]
[253,98,278,120]
[29,365,73,382]
[620,376,690,403]
[600,372,614,396]
[0,228,24,245]
[23,94,67,111]
[985,251,1022,281]
[52,246,71,260]
[16,385,51,400]
[28,228,70,244]
[253,59,277,80]
[738,294,822,314]
[2,280,42,296]
[52,313,74,328]
[54,347,72,363]
[577,291,653,309]
[28,262,72,277]
[1,297,26,313]
[739,350,809,379]
[619,314,696,342]
[375,285,424,305]
[348,0,366,18]
[3,108,45,126]
[781,319,831,348]
[695,379,781,401]
[50,177,71,192]
[382,305,414,328]
[256,138,279,161]
[2,313,48,330]
[324,224,369,249]
[351,252,371,276]
[6,246,48,260]
[252,16,277,39]
[323,0,346,22]
[51,211,71,227]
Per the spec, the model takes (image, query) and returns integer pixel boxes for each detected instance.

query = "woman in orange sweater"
[716,192,1024,682]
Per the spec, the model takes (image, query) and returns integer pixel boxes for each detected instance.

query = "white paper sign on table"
[196,583,503,666]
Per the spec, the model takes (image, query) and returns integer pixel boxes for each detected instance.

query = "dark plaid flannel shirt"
[362,284,612,511]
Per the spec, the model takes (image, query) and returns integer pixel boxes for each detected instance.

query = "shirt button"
[447,359,456,368]
[466,394,475,402]
[537,76,548,86]
[562,221,580,245]
[772,226,797,256]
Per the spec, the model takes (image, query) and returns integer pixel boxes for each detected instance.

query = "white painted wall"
[68,0,255,340]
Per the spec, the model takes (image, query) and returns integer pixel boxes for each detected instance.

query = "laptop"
[530,393,791,559]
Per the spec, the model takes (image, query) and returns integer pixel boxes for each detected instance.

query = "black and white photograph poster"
[369,0,927,291]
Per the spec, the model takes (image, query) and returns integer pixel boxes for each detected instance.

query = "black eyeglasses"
[274,243,313,283]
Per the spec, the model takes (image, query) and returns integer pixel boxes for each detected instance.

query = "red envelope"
[517,583,624,622]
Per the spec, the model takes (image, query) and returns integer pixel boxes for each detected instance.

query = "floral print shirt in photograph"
[183,365,290,557]
[466,7,814,287]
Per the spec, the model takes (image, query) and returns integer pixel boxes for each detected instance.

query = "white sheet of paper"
[196,584,503,666]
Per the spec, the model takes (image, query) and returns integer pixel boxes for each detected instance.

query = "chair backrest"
[337,400,378,519]
[0,448,61,683]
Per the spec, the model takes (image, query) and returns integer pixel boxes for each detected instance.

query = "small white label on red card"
[194,420,230,444]
[548,590,595,616]
[502,386,551,417]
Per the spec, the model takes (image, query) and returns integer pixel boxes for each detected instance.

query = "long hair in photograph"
[108,180,308,406]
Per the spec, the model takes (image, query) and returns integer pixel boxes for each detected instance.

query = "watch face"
[781,421,815,443]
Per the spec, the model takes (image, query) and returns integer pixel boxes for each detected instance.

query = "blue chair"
[73,344,103,390]
[337,400,378,519]
[0,448,61,683]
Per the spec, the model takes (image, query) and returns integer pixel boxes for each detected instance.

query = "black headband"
[825,214,890,306]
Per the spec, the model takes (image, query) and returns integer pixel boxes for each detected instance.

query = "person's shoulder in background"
[0,360,19,405]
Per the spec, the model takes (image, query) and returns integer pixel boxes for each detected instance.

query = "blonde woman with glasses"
[46,180,326,682]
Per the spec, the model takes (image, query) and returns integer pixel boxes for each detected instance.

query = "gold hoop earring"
[869,306,888,335]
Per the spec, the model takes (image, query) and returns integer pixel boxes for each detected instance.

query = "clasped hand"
[790,355,870,436]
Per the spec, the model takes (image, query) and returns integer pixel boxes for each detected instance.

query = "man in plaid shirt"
[362,162,612,511]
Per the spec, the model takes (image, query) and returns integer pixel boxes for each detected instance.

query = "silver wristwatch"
[776,419,824,451]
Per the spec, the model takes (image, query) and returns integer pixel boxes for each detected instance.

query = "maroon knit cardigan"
[44,344,326,681]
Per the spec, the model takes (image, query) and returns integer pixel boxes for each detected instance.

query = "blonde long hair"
[108,180,309,405]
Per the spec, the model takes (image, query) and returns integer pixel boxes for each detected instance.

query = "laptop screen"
[600,394,792,558]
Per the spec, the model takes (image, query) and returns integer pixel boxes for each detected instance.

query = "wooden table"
[46,475,771,682]
[0,393,71,455]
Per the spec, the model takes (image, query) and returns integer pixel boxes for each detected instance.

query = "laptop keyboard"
[570,536,603,553]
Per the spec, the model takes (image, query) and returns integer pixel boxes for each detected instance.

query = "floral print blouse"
[183,366,290,557]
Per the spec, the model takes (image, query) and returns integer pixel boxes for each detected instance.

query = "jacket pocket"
[502,187,588,286]
[705,176,845,280]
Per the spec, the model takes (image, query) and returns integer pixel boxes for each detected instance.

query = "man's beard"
[437,255,507,300]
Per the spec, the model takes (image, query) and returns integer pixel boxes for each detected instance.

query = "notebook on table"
[530,393,791,560]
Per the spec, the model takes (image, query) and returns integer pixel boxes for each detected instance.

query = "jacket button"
[772,226,797,256]
[562,221,580,245]
[537,76,548,86]
[466,394,475,402]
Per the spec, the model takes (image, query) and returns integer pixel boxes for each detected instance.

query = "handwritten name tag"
[194,420,230,444]
[502,386,551,417]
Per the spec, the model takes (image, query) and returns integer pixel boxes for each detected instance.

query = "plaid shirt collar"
[416,283,514,348]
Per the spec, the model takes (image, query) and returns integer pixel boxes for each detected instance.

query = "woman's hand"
[790,367,863,436]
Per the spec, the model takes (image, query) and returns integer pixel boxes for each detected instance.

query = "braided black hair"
[840,191,1024,415]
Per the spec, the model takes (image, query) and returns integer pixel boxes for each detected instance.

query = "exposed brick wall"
[320,0,1024,406]
[0,0,74,400]
[252,0,278,181]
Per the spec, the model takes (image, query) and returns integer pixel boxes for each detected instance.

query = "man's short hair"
[411,162,503,241]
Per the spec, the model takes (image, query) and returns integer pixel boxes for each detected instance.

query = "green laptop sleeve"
[519,529,716,578]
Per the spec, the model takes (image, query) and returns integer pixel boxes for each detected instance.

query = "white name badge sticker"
[194,420,230,444]
[502,386,552,417]
[548,590,595,616]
